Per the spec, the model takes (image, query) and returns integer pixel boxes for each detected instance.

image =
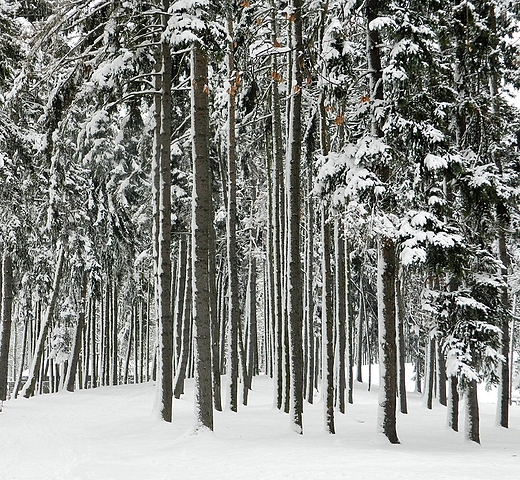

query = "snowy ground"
[1,368,519,480]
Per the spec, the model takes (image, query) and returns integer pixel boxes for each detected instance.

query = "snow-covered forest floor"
[1,367,519,480]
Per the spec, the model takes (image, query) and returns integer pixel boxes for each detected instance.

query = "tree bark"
[0,254,14,402]
[425,335,435,410]
[191,43,214,431]
[153,0,174,422]
[395,264,408,414]
[21,247,65,398]
[13,310,29,399]
[65,271,89,392]
[436,337,447,406]
[322,207,335,434]
[286,0,305,434]
[334,219,346,414]
[464,379,480,444]
[447,374,459,431]
[366,0,399,444]
[226,12,240,413]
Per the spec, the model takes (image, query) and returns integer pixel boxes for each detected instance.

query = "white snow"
[1,368,519,479]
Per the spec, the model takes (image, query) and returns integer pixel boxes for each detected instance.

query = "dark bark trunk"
[334,219,346,414]
[13,311,29,399]
[376,238,400,443]
[153,0,174,422]
[226,13,240,414]
[65,272,89,392]
[464,379,480,444]
[0,254,14,402]
[395,266,408,414]
[447,374,459,432]
[436,338,447,406]
[425,336,435,410]
[174,259,192,398]
[270,2,285,411]
[322,207,335,434]
[22,248,65,399]
[191,43,214,431]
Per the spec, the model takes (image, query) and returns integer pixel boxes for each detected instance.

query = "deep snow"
[1,368,519,480]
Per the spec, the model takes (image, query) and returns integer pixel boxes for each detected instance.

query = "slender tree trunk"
[90,296,97,388]
[376,238,400,443]
[322,207,335,434]
[173,237,187,372]
[111,284,118,385]
[304,126,315,405]
[395,265,408,414]
[13,312,29,399]
[245,248,258,387]
[334,219,346,414]
[366,0,399,444]
[270,2,285,411]
[226,12,240,414]
[464,379,480,444]
[124,304,134,385]
[286,0,304,434]
[153,0,174,422]
[447,374,459,432]
[174,259,192,398]
[488,6,510,429]
[209,225,222,411]
[65,271,89,392]
[345,239,354,404]
[21,248,65,398]
[191,43,214,431]
[0,254,14,402]
[425,335,435,410]
[356,287,364,383]
[436,337,447,406]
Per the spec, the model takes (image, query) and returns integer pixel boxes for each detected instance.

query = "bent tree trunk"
[21,247,65,398]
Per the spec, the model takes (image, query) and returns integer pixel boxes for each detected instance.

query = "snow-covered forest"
[1,0,520,470]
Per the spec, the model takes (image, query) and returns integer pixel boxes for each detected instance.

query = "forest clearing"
[1,370,520,480]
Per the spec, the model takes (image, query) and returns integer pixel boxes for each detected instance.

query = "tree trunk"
[334,219,346,414]
[13,311,29,399]
[425,335,435,410]
[464,379,480,444]
[447,374,459,432]
[153,0,174,422]
[436,337,447,406]
[395,265,408,414]
[21,247,65,398]
[286,0,304,434]
[345,239,354,404]
[65,271,89,392]
[226,12,240,414]
[191,43,214,431]
[322,207,335,434]
[209,225,222,411]
[376,238,400,443]
[174,259,192,399]
[0,253,14,402]
[304,125,315,405]
[125,310,133,385]
[173,237,187,372]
